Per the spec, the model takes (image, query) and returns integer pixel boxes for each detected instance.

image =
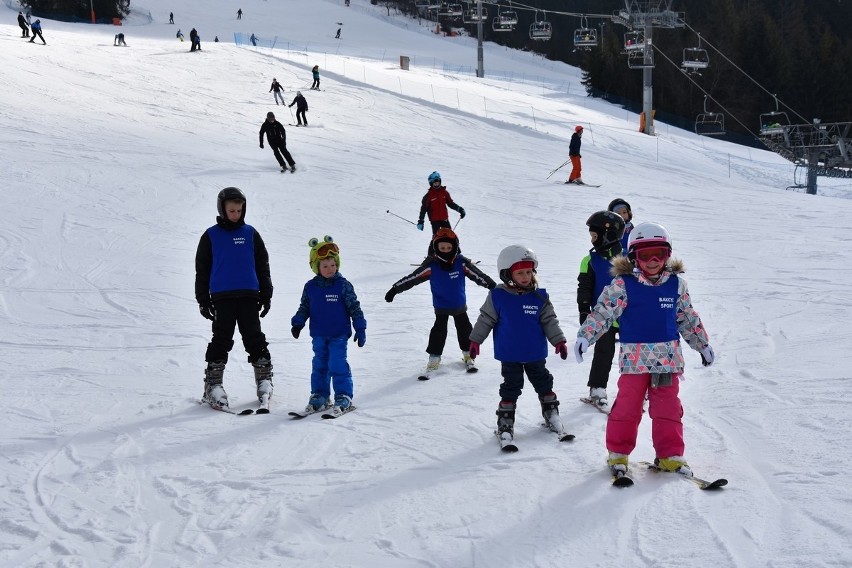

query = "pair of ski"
[563,180,602,188]
[288,405,356,420]
[612,461,727,490]
[418,364,477,381]
[496,423,575,453]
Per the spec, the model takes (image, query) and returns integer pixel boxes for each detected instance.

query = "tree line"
[384,0,852,139]
[21,0,130,23]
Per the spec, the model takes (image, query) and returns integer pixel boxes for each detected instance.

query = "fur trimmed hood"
[610,255,684,278]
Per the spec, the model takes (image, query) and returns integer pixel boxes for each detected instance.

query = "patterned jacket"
[577,256,710,374]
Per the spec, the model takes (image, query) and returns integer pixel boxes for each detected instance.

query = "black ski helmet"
[608,198,632,221]
[586,210,625,255]
[266,111,275,120]
[217,187,247,222]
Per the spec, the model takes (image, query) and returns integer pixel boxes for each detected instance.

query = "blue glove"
[354,328,366,347]
[416,222,424,231]
[458,207,466,219]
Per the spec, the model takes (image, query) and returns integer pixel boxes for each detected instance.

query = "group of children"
[196,173,715,478]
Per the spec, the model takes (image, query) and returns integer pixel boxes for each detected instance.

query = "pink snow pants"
[606,372,685,458]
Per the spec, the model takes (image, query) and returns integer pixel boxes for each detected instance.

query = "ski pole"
[545,158,571,180]
[386,209,416,225]
[453,216,462,230]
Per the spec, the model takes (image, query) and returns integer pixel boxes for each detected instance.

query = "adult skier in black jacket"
[258,112,296,172]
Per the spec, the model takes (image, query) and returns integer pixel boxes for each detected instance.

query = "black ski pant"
[20,24,29,37]
[311,78,320,89]
[295,109,307,125]
[426,311,472,356]
[588,326,618,389]
[270,142,295,169]
[205,297,270,364]
[30,30,45,44]
[498,360,555,402]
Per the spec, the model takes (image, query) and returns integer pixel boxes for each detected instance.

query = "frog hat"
[308,235,341,274]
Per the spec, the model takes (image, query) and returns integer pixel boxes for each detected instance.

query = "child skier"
[269,78,285,106]
[416,171,466,236]
[574,222,715,481]
[577,210,625,409]
[469,245,570,446]
[385,228,495,378]
[310,65,320,90]
[195,187,274,411]
[291,236,366,416]
[608,198,634,251]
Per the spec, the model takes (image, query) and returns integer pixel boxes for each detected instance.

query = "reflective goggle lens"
[315,242,339,259]
[635,247,668,263]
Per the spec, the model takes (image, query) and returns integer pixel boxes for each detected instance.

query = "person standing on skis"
[566,125,584,184]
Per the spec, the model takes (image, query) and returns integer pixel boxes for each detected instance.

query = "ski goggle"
[634,247,669,263]
[310,241,339,259]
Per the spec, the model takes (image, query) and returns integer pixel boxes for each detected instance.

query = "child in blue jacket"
[385,228,495,378]
[469,245,569,442]
[291,236,366,415]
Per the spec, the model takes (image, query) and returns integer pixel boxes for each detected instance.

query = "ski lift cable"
[680,21,810,125]
[472,0,609,19]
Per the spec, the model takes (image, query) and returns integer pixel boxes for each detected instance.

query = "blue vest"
[589,251,615,303]
[207,224,259,294]
[618,275,679,343]
[491,288,549,362]
[306,276,351,337]
[429,256,466,310]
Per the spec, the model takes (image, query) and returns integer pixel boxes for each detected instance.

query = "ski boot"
[589,387,608,408]
[654,456,693,477]
[201,361,228,409]
[462,351,477,372]
[539,392,563,433]
[333,394,353,411]
[252,357,274,403]
[496,400,516,437]
[607,452,629,476]
[420,355,441,379]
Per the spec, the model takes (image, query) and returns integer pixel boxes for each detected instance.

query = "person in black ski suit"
[195,187,274,410]
[259,112,296,172]
[288,91,308,126]
[18,12,29,37]
[189,27,201,51]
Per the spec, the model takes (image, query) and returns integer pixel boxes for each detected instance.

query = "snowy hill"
[2,0,852,566]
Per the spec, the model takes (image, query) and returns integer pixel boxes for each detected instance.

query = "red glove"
[554,341,568,360]
[469,341,480,359]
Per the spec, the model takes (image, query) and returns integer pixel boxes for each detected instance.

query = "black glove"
[259,299,271,318]
[259,143,264,149]
[384,289,396,303]
[291,326,302,339]
[199,301,216,321]
[579,312,588,324]
[458,207,466,219]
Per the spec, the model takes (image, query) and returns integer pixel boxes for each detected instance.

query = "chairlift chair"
[463,6,486,23]
[695,96,725,136]
[529,19,552,41]
[492,16,513,31]
[574,16,598,50]
[759,97,791,136]
[624,30,644,51]
[447,3,463,17]
[497,5,518,26]
[627,49,654,69]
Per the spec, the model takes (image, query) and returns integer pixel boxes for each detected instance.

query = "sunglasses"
[635,247,669,263]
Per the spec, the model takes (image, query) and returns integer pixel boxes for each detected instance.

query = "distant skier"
[289,91,308,126]
[250,33,257,46]
[259,112,296,173]
[310,65,320,90]
[237,8,242,19]
[176,29,184,41]
[28,19,45,44]
[269,78,285,105]
[566,125,583,184]
[189,28,201,52]
[169,11,174,24]
[335,28,341,39]
[114,33,127,46]
[17,11,29,37]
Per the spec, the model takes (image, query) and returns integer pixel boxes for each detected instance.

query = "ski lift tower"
[612,1,684,135]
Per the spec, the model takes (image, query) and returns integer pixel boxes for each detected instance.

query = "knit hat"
[308,235,340,274]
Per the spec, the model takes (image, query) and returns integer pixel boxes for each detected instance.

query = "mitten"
[554,341,568,360]
[574,337,589,363]
[291,326,302,339]
[416,222,424,231]
[469,341,480,359]
[700,345,715,367]
[354,328,366,348]
[259,298,271,318]
[384,289,396,303]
